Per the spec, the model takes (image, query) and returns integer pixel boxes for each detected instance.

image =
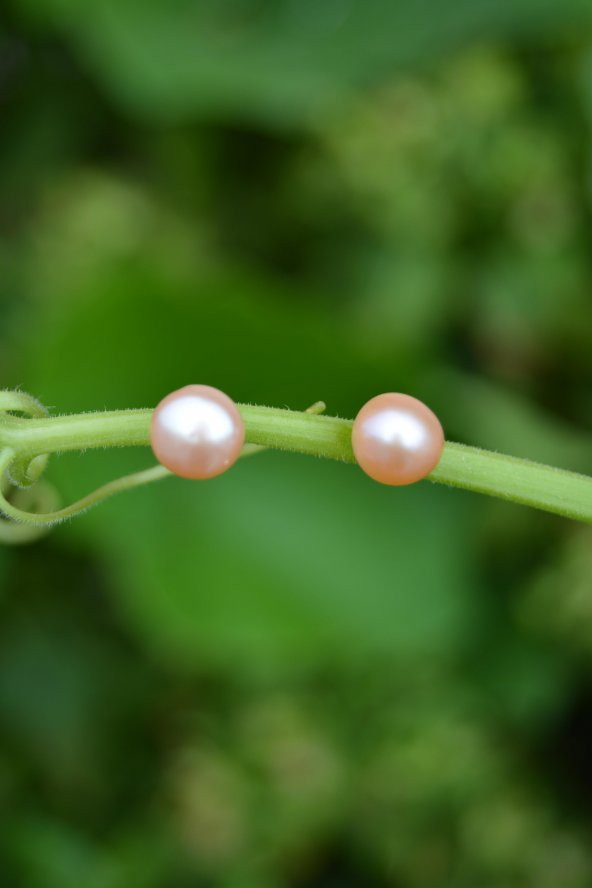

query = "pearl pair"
[150,386,445,485]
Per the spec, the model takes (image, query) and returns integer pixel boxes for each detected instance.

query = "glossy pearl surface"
[352,393,444,486]
[150,385,245,480]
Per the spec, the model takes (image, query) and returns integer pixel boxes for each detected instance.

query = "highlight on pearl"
[352,392,444,486]
[150,385,245,480]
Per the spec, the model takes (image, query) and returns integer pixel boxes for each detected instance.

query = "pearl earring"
[150,385,245,480]
[352,393,444,485]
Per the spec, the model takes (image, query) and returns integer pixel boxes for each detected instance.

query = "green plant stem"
[0,401,326,529]
[0,403,591,524]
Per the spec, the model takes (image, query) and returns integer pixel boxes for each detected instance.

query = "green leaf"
[14,0,592,125]
[13,185,482,673]
[84,453,479,673]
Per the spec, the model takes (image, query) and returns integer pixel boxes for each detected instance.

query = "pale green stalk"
[0,393,591,537]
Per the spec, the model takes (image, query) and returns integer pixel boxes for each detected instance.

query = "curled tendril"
[0,390,55,541]
[0,469,61,544]
[0,390,49,418]
[0,397,326,543]
[0,390,51,488]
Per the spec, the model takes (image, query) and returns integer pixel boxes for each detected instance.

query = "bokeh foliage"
[1,1,592,885]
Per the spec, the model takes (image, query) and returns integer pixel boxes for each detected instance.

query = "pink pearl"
[352,393,444,486]
[150,385,245,480]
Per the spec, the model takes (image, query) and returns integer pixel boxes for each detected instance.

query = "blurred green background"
[1,1,592,885]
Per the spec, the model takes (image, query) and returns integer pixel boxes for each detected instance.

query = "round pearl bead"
[352,393,444,486]
[150,385,245,480]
